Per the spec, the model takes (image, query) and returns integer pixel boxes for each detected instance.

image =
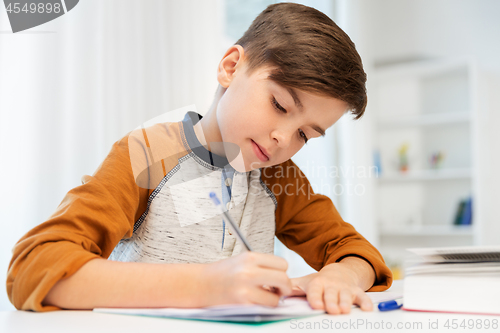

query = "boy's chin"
[227,153,265,172]
[221,142,275,172]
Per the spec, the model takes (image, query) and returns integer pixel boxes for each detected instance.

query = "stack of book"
[403,246,500,315]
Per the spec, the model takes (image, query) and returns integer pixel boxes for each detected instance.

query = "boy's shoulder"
[125,118,189,190]
[260,159,315,199]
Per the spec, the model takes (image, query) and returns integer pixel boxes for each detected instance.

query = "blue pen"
[209,192,253,251]
[378,299,403,311]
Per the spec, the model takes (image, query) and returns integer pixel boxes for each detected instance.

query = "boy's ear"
[217,45,245,88]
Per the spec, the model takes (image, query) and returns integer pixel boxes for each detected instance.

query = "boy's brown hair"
[236,2,367,119]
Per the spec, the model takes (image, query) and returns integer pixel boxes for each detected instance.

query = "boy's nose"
[271,129,293,149]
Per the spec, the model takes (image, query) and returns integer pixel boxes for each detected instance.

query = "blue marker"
[378,299,403,311]
[209,191,253,251]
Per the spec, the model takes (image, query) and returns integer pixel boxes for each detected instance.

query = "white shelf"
[380,225,473,236]
[377,168,472,183]
[372,56,478,254]
[377,111,471,129]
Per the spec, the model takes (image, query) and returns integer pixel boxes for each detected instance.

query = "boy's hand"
[202,252,293,308]
[289,256,375,315]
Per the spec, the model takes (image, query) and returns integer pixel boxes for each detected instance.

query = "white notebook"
[404,245,500,315]
[407,245,500,263]
[93,292,402,323]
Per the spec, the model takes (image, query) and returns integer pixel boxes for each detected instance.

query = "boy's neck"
[194,87,226,157]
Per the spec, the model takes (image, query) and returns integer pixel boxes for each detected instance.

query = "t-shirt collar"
[181,111,230,168]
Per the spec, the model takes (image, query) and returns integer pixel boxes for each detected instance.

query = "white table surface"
[1,280,497,333]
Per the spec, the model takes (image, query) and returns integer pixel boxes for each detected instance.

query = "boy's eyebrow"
[312,125,326,137]
[286,87,304,111]
[286,87,326,137]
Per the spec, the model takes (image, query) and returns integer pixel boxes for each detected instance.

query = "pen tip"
[209,192,221,206]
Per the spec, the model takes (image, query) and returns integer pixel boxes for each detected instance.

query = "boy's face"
[215,55,348,172]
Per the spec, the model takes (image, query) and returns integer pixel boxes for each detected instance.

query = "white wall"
[334,0,379,244]
[366,0,500,72]
[475,72,500,245]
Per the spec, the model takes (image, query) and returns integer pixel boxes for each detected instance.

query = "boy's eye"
[299,129,308,144]
[271,96,308,144]
[271,97,287,113]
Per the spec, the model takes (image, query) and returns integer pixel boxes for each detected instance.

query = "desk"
[1,280,496,333]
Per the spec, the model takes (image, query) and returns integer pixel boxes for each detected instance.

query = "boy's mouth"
[251,139,270,162]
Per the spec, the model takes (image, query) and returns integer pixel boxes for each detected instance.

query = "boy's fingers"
[323,287,341,314]
[251,268,292,295]
[248,287,282,307]
[261,285,272,292]
[338,289,354,314]
[290,285,306,296]
[261,285,283,296]
[353,291,373,311]
[243,252,288,271]
[306,283,325,310]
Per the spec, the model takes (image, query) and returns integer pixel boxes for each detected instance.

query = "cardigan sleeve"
[6,129,156,312]
[261,159,392,292]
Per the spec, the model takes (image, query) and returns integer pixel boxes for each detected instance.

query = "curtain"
[0,0,222,310]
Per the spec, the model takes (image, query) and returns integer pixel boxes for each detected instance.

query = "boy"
[7,3,392,315]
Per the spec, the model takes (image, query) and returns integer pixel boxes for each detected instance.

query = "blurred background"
[1,0,499,310]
